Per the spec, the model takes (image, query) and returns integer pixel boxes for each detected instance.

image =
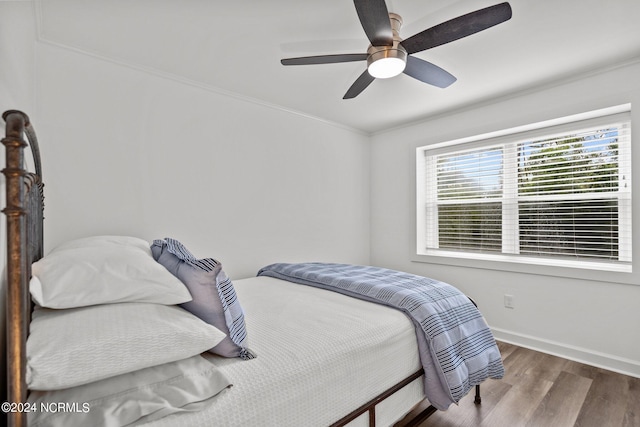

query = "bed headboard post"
[2,109,42,427]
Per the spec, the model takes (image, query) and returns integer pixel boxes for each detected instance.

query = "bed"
[2,110,504,427]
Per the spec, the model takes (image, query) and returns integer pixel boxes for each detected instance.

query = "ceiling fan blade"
[343,70,375,99]
[400,2,512,55]
[281,53,368,66]
[353,0,393,47]
[403,56,456,88]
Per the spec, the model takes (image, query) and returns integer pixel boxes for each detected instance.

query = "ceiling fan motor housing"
[367,13,407,78]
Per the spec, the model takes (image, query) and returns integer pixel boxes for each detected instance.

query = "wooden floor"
[418,342,640,427]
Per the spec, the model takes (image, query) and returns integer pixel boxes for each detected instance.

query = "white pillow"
[27,302,226,390]
[30,235,193,308]
[27,355,231,427]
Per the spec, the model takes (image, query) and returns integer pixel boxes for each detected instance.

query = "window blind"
[419,109,632,270]
[436,146,503,253]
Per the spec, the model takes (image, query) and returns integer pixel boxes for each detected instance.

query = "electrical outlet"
[504,294,515,309]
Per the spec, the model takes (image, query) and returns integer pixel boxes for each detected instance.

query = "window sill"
[412,250,636,286]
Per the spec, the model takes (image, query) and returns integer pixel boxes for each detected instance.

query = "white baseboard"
[491,327,640,379]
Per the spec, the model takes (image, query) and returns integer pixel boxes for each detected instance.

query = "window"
[416,107,632,272]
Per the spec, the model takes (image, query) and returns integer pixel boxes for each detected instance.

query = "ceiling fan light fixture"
[368,55,406,79]
[367,46,407,79]
[367,13,406,79]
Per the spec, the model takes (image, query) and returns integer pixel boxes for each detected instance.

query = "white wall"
[1,4,371,410]
[33,42,371,280]
[370,60,640,377]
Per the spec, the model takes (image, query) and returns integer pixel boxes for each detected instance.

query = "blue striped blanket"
[257,262,504,410]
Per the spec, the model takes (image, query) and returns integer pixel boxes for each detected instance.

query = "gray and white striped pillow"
[151,238,255,360]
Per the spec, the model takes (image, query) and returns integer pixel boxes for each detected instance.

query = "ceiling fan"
[280,0,512,99]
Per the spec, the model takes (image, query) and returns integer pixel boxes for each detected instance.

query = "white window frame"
[415,105,633,278]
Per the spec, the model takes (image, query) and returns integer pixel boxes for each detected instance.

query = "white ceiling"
[37,0,640,134]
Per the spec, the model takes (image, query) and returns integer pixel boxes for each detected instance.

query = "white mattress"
[142,276,424,427]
